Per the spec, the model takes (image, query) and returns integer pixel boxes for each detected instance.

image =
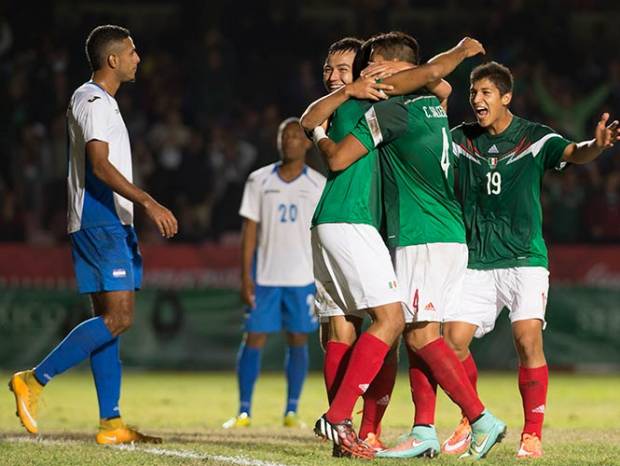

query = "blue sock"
[34,317,114,385]
[285,344,309,414]
[237,344,261,416]
[90,337,121,420]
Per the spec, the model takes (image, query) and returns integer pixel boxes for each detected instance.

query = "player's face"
[323,50,356,92]
[116,37,140,82]
[469,78,511,128]
[279,122,312,162]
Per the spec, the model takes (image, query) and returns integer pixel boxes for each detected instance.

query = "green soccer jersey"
[452,115,573,270]
[311,99,383,228]
[350,93,465,247]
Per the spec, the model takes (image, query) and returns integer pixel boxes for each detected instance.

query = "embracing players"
[307,33,507,460]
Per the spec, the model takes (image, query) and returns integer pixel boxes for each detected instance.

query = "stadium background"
[0,0,619,373]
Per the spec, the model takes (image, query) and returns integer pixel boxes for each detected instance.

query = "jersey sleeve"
[349,99,408,151]
[74,93,112,143]
[533,125,573,170]
[239,172,261,222]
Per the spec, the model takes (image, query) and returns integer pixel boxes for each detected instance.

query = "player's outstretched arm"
[86,140,178,238]
[562,112,619,164]
[300,79,394,133]
[240,218,257,308]
[311,128,368,172]
[372,37,484,96]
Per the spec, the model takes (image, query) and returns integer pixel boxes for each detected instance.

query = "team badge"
[488,157,498,168]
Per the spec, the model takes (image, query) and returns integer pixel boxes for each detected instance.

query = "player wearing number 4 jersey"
[441,61,620,459]
[312,33,506,461]
[223,118,325,430]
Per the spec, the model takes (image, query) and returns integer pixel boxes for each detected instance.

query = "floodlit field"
[1,371,619,465]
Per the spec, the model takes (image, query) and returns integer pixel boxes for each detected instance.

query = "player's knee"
[444,337,470,360]
[514,333,543,360]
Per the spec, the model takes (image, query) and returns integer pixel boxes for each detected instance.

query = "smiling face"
[469,78,512,128]
[322,50,356,92]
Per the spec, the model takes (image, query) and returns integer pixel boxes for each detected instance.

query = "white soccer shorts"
[395,243,468,324]
[443,266,550,338]
[311,223,405,317]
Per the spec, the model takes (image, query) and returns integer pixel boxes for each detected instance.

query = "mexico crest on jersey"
[488,157,498,168]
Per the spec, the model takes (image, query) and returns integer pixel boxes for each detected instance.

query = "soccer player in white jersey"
[223,118,326,429]
[9,25,177,444]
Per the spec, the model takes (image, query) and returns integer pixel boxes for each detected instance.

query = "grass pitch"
[1,371,619,465]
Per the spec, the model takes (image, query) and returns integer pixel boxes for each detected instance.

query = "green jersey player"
[314,33,507,461]
[441,62,620,459]
[305,35,489,459]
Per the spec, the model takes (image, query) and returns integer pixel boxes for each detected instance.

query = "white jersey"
[67,81,133,233]
[239,162,326,286]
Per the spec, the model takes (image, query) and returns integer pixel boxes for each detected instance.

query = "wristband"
[312,126,328,145]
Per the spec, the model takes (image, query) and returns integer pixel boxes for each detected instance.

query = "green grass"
[1,371,619,465]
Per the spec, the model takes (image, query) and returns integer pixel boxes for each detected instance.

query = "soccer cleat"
[9,370,43,434]
[222,412,251,429]
[460,411,507,460]
[376,425,440,458]
[516,433,543,459]
[96,418,162,445]
[442,417,472,456]
[283,411,306,428]
[363,432,386,452]
[314,414,375,459]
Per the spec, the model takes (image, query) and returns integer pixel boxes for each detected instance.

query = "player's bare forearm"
[240,218,257,307]
[428,79,452,110]
[240,219,257,281]
[316,134,368,172]
[86,140,178,238]
[300,87,349,132]
[563,140,602,164]
[86,141,151,207]
[563,113,619,164]
[384,38,484,95]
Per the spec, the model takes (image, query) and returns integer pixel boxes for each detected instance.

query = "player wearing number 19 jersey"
[442,61,620,458]
[223,118,324,430]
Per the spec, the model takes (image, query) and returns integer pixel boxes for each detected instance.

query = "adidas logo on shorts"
[424,302,436,311]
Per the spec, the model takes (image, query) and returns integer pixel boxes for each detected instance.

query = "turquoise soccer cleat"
[376,425,440,458]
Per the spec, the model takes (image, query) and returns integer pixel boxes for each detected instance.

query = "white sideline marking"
[3,437,289,466]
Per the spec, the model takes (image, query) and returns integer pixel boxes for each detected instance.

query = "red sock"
[519,365,548,439]
[326,332,390,424]
[462,353,478,392]
[407,347,438,426]
[416,338,484,422]
[359,358,397,439]
[324,341,352,403]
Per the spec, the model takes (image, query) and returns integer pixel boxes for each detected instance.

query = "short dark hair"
[85,25,131,72]
[365,31,420,65]
[470,61,514,95]
[326,37,363,57]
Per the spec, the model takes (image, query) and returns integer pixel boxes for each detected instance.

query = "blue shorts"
[70,224,143,294]
[244,283,319,333]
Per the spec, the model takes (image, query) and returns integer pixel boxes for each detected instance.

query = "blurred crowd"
[1,1,619,244]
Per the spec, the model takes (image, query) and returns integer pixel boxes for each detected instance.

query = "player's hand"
[360,61,413,80]
[457,37,485,58]
[241,276,255,308]
[144,199,178,239]
[344,76,394,101]
[594,112,620,150]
